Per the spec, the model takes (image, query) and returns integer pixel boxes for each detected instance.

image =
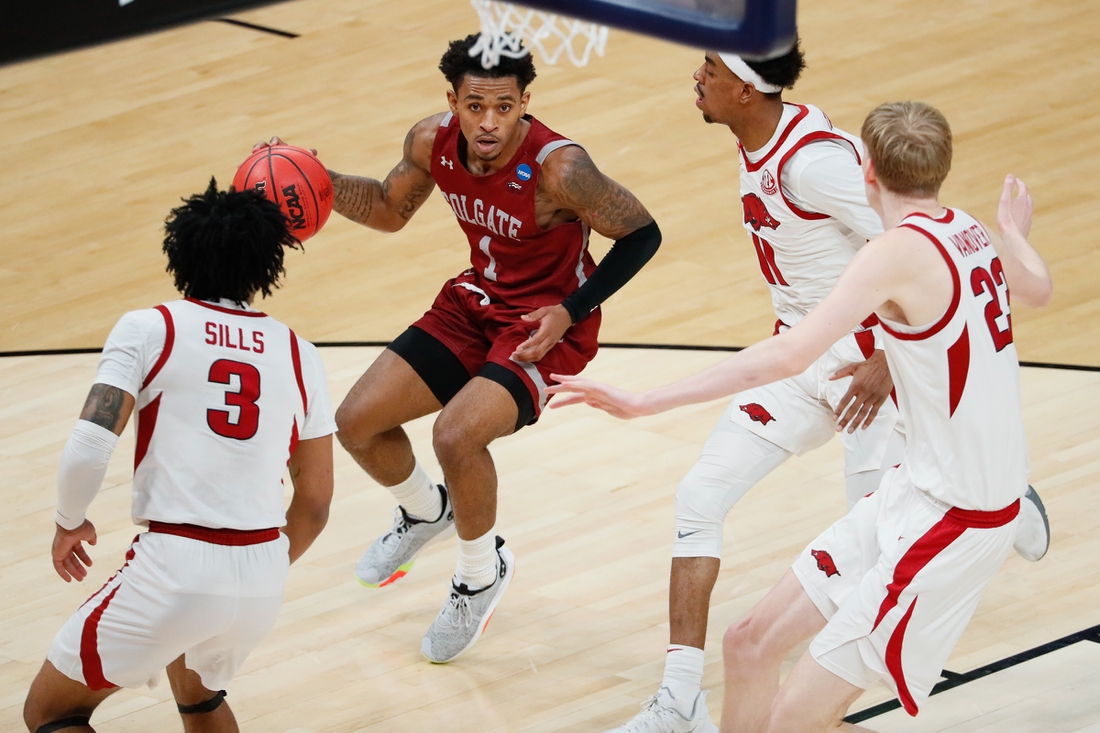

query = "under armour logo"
[440,156,454,170]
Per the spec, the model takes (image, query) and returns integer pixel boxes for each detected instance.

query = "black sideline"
[4,342,1099,374]
[214,17,298,38]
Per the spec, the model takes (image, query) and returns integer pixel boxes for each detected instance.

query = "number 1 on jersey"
[207,359,261,440]
[479,236,499,282]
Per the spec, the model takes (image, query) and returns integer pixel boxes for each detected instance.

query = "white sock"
[661,645,705,716]
[388,461,442,522]
[456,528,498,590]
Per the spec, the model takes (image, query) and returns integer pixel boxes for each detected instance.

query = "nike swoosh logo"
[677,530,700,539]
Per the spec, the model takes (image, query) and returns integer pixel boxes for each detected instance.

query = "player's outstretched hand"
[830,349,893,433]
[52,520,97,583]
[547,374,649,419]
[997,174,1032,239]
[513,305,573,363]
[252,136,319,156]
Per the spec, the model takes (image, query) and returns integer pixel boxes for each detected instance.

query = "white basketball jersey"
[126,299,333,530]
[739,103,868,327]
[879,210,1029,510]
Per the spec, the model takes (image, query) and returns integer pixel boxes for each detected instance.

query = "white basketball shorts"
[791,469,1019,716]
[728,329,898,476]
[48,523,289,692]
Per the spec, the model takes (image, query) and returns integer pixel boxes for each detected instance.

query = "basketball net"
[469,1,608,68]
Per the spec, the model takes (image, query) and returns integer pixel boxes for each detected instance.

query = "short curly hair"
[744,37,806,93]
[439,33,537,91]
[163,178,301,303]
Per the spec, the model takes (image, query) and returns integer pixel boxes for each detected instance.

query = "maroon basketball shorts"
[390,272,599,431]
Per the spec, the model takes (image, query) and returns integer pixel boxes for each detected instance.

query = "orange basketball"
[233,145,334,242]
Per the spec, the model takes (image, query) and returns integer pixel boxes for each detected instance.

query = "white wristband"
[55,420,119,530]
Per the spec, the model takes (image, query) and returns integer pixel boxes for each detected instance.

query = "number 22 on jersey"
[971,257,1013,351]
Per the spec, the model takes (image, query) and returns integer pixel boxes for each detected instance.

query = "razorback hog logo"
[281,184,308,231]
[742,192,780,232]
[739,402,775,425]
[811,549,841,578]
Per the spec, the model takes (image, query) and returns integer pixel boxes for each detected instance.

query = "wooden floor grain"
[0,348,1096,731]
[1,0,1098,729]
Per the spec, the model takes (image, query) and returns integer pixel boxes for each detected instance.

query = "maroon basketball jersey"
[431,113,597,310]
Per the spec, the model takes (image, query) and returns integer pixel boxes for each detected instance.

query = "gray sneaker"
[421,536,514,663]
[355,485,454,587]
[1013,485,1051,562]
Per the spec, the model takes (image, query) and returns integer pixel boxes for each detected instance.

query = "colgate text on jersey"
[440,190,523,240]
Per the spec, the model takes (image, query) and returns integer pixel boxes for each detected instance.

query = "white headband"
[718,52,783,94]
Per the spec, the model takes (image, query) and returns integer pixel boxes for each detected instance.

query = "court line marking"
[3,342,1098,373]
[213,17,299,39]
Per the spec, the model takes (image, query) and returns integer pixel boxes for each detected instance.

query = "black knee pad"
[36,716,91,733]
[177,690,226,715]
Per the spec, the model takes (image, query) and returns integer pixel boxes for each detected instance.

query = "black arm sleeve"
[560,220,661,324]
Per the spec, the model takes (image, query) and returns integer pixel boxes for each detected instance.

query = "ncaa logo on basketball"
[281,184,308,231]
[761,170,778,196]
[516,164,533,181]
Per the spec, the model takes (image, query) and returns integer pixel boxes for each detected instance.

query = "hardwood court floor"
[1,0,1098,729]
[1,347,1097,731]
[1,0,1099,365]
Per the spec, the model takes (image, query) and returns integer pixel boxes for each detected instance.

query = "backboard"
[513,0,796,59]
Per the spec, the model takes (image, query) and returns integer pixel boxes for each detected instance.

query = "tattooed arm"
[329,115,441,233]
[79,383,135,435]
[540,145,655,238]
[52,384,136,582]
[513,147,661,363]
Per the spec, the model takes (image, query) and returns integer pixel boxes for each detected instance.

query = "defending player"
[550,101,1053,732]
[590,45,1049,733]
[262,34,659,663]
[23,181,335,733]
[592,43,901,733]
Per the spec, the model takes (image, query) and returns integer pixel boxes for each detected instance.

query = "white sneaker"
[421,536,514,663]
[603,686,718,733]
[1013,485,1050,562]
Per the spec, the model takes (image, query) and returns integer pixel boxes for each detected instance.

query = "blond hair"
[861,102,952,196]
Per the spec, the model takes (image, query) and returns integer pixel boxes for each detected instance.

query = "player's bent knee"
[32,717,92,733]
[673,478,733,558]
[431,421,468,467]
[723,612,775,669]
[334,399,371,442]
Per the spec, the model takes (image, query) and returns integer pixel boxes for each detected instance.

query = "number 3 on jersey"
[207,359,261,440]
[971,257,1013,351]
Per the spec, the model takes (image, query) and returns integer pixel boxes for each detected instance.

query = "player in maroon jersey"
[258,33,659,662]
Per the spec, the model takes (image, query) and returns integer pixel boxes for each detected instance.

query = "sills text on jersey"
[439,189,523,240]
[205,322,265,353]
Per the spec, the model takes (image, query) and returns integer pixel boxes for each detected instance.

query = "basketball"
[233,145,334,242]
